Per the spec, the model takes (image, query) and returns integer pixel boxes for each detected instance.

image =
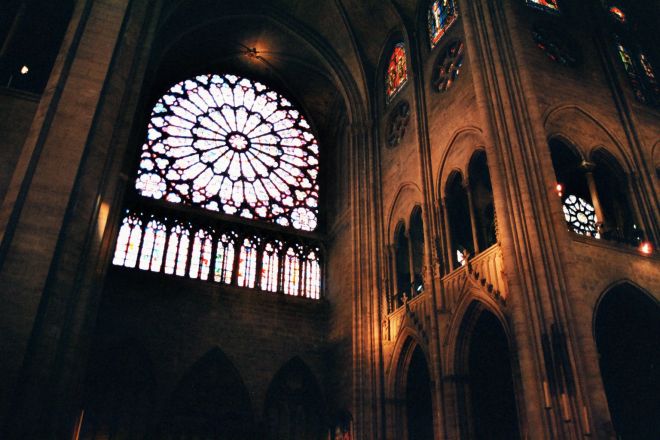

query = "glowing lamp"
[639,241,653,255]
[555,183,563,197]
[20,65,29,75]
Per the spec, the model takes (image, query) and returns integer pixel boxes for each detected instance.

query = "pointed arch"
[159,347,254,438]
[593,282,660,439]
[264,357,326,440]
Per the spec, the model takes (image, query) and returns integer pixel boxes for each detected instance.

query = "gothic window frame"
[433,39,465,92]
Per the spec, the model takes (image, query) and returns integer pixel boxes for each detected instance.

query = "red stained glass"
[386,44,408,101]
[428,1,458,49]
[526,0,559,13]
[609,6,626,23]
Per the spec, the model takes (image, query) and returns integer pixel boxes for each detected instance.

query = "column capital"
[579,160,596,172]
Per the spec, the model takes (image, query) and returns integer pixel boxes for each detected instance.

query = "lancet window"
[526,0,560,14]
[427,0,458,49]
[386,43,409,101]
[113,73,323,299]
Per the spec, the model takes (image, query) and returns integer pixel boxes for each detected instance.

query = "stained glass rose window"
[136,74,320,231]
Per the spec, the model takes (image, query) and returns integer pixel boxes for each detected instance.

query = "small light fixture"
[555,183,563,198]
[20,65,29,75]
[639,241,653,255]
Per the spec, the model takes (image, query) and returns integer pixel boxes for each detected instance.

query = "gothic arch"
[436,126,487,198]
[159,347,254,438]
[264,356,327,440]
[387,182,425,240]
[386,332,434,440]
[377,27,413,107]
[544,105,633,172]
[448,299,521,439]
[593,282,660,439]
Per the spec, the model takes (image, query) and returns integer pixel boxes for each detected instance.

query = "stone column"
[464,179,481,254]
[580,161,606,234]
[442,198,455,269]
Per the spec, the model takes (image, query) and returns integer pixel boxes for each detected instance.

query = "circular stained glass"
[434,40,464,92]
[136,74,320,231]
[562,195,599,238]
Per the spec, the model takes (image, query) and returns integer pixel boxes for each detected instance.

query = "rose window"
[562,195,600,238]
[136,73,320,231]
[434,40,464,92]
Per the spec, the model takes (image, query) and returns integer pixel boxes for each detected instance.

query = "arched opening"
[445,172,473,268]
[159,348,254,439]
[549,139,599,237]
[409,208,425,295]
[464,309,520,439]
[595,284,660,439]
[468,151,496,251]
[405,346,434,440]
[591,150,639,244]
[264,357,325,440]
[79,341,155,439]
[395,222,412,307]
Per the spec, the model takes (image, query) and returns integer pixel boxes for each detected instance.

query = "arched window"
[386,43,408,102]
[548,140,600,238]
[445,173,474,268]
[113,74,323,299]
[394,223,411,308]
[614,36,659,106]
[525,0,560,14]
[591,150,640,244]
[427,0,458,49]
[468,152,497,250]
[409,209,425,294]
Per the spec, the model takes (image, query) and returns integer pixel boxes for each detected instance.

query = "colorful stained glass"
[113,214,142,267]
[434,40,465,92]
[112,213,322,299]
[562,195,600,238]
[526,0,559,13]
[237,237,258,288]
[428,0,458,49]
[189,229,213,280]
[283,247,301,295]
[302,250,321,299]
[261,242,281,292]
[136,74,320,231]
[214,233,236,284]
[609,6,626,23]
[138,219,167,271]
[616,40,647,103]
[639,53,660,99]
[386,44,408,101]
[532,27,577,66]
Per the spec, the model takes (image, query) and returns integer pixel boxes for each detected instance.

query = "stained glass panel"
[261,242,281,292]
[434,40,465,92]
[214,233,236,284]
[237,237,258,288]
[138,219,167,271]
[616,40,647,103]
[189,229,213,280]
[386,44,408,101]
[428,0,458,49]
[283,247,301,296]
[303,250,321,299]
[609,6,626,23]
[526,0,560,13]
[136,74,319,231]
[562,195,600,238]
[113,214,142,267]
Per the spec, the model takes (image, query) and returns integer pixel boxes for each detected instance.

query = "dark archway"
[79,340,155,440]
[264,357,325,440]
[445,172,473,268]
[409,208,425,295]
[468,151,496,251]
[466,310,520,440]
[395,222,412,307]
[159,348,254,439]
[405,345,434,440]
[595,284,660,439]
